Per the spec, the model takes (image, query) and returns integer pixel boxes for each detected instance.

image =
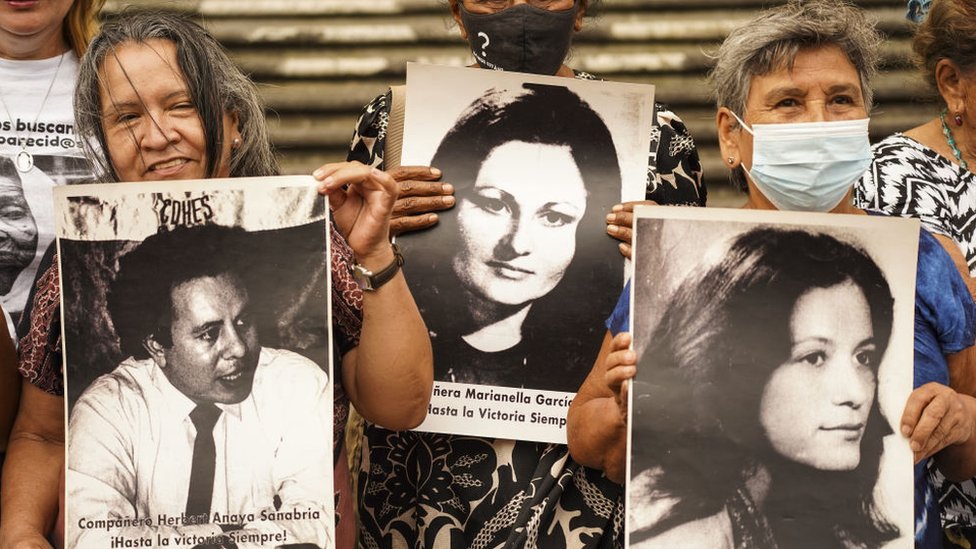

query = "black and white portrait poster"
[400,62,653,443]
[626,206,917,548]
[56,177,335,549]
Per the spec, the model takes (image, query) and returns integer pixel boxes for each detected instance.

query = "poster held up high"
[626,206,917,548]
[401,62,653,443]
[57,176,335,549]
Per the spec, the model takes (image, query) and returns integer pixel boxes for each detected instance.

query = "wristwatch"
[351,243,404,291]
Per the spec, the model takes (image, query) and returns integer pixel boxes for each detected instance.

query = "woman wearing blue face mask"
[345,1,705,548]
[568,2,976,548]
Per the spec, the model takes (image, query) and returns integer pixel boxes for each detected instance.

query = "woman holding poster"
[0,0,103,546]
[568,1,976,548]
[4,11,432,549]
[347,1,705,547]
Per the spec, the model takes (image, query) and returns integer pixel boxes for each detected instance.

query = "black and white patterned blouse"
[855,133,976,276]
[346,73,704,549]
[855,132,976,539]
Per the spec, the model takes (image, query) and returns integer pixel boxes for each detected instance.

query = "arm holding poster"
[567,331,634,483]
[314,162,433,430]
[0,381,64,549]
[902,382,976,481]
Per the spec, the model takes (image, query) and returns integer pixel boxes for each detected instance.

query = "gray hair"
[708,0,883,191]
[75,10,279,182]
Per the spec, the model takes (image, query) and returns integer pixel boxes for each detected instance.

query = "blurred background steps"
[104,0,923,207]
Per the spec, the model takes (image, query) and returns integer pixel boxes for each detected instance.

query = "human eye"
[773,97,800,109]
[797,351,826,367]
[0,203,30,219]
[113,111,140,127]
[538,206,578,227]
[854,344,879,368]
[831,95,854,105]
[470,189,510,215]
[473,0,508,9]
[197,326,220,343]
[789,342,827,367]
[235,312,254,330]
[169,101,197,117]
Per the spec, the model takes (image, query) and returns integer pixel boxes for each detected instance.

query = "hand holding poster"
[626,206,916,548]
[57,177,335,549]
[400,63,652,443]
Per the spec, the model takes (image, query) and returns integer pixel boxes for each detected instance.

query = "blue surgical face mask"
[731,112,873,212]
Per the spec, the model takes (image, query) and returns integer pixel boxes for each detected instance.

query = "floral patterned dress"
[346,71,705,548]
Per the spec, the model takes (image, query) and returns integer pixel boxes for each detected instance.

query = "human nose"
[829,361,872,409]
[140,114,179,150]
[219,323,248,360]
[497,212,535,258]
[804,101,829,122]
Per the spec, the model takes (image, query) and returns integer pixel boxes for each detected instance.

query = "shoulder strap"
[385,84,406,170]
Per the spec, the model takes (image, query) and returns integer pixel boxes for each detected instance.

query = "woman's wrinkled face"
[98,39,239,182]
[759,280,879,471]
[732,44,868,173]
[0,174,37,294]
[453,140,587,307]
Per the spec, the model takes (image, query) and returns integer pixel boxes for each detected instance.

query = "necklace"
[0,52,66,173]
[940,107,970,171]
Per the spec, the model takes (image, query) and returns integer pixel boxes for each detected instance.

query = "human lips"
[146,157,190,177]
[215,363,253,386]
[820,422,865,441]
[486,260,534,280]
[3,0,40,8]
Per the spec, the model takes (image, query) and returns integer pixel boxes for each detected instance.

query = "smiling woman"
[5,10,433,549]
[94,39,238,182]
[400,83,620,392]
[0,0,104,547]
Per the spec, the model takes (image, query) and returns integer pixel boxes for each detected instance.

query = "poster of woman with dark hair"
[400,63,653,443]
[626,206,916,548]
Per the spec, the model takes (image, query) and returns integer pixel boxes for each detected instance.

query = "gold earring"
[727,156,735,165]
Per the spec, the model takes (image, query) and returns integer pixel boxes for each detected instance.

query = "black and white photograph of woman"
[400,63,652,396]
[626,207,916,548]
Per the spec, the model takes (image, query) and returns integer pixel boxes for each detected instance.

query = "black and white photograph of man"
[62,220,333,548]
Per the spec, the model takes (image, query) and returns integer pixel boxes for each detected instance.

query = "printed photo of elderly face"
[0,157,37,297]
[400,81,625,393]
[61,220,333,549]
[626,213,916,549]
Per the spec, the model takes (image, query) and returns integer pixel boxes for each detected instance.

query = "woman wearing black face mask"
[345,1,704,548]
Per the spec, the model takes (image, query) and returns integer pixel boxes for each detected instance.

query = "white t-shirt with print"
[0,52,94,329]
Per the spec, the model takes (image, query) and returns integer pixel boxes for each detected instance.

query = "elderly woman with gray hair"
[568,1,976,547]
[2,11,433,549]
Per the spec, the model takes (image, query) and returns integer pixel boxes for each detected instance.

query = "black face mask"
[458,0,580,75]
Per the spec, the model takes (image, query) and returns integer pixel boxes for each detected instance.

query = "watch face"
[351,264,373,290]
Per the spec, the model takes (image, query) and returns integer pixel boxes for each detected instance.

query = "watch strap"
[353,243,404,291]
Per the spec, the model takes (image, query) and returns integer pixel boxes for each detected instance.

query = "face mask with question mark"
[457,0,579,75]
